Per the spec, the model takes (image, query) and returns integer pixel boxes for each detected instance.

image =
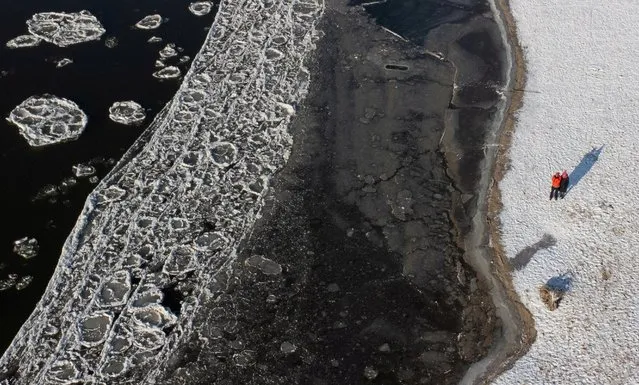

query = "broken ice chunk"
[131,304,177,328]
[104,36,118,48]
[108,101,146,125]
[159,44,178,59]
[6,34,41,48]
[55,58,73,68]
[244,255,282,276]
[135,14,162,30]
[152,66,181,79]
[8,95,88,147]
[13,237,39,259]
[27,11,106,47]
[188,2,213,16]
[15,275,34,290]
[147,36,162,43]
[72,163,96,177]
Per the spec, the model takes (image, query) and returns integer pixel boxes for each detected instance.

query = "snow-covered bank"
[0,0,324,383]
[494,1,639,383]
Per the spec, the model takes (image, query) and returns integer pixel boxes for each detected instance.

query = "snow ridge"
[0,0,324,383]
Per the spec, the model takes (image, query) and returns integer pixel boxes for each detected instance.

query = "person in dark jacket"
[559,170,569,198]
[550,172,561,200]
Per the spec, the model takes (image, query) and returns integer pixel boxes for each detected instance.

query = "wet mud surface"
[153,1,509,384]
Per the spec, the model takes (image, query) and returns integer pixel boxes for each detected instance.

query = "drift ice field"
[0,0,324,383]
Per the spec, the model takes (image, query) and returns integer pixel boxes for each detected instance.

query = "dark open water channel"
[0,0,216,354]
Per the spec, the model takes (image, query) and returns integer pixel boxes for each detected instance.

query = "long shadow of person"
[566,145,605,194]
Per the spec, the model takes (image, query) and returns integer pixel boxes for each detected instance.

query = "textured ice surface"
[135,15,162,30]
[152,66,181,79]
[27,11,105,47]
[13,237,39,259]
[189,2,214,16]
[109,101,146,125]
[6,34,41,48]
[7,95,88,147]
[0,0,324,383]
[55,58,73,68]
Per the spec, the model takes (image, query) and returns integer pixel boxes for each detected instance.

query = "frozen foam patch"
[152,66,181,79]
[6,34,41,48]
[135,14,163,30]
[7,95,88,147]
[109,101,146,125]
[27,11,106,47]
[189,2,213,16]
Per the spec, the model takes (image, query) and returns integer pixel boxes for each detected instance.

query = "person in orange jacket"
[559,170,569,199]
[550,171,561,200]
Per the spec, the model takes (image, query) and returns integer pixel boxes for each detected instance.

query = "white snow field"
[494,1,639,384]
[0,0,324,383]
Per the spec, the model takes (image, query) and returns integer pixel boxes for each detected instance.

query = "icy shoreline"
[0,0,324,383]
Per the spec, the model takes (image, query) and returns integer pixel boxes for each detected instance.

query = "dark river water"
[0,0,217,354]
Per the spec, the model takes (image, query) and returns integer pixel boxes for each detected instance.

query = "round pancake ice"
[27,11,106,47]
[135,14,163,30]
[189,2,213,16]
[6,34,41,48]
[8,95,88,147]
[109,101,146,125]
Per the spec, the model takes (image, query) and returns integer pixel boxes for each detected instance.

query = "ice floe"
[13,237,39,259]
[72,163,96,178]
[159,44,178,59]
[6,34,41,48]
[55,58,73,68]
[135,14,163,30]
[189,2,214,16]
[7,95,88,147]
[147,36,162,44]
[108,101,146,125]
[27,11,106,47]
[152,66,181,79]
[104,36,118,48]
[0,0,325,382]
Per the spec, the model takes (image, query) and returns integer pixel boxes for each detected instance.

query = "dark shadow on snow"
[510,233,556,270]
[567,145,605,194]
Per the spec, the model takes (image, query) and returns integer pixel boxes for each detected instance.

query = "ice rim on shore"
[0,0,324,383]
[493,0,639,384]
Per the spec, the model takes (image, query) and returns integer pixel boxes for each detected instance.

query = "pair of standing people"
[550,171,569,200]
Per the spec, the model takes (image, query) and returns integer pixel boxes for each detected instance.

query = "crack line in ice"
[0,0,324,383]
